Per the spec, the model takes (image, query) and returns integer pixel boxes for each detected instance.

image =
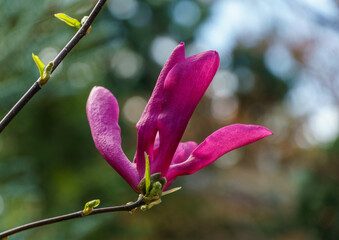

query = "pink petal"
[87,86,140,192]
[134,43,186,176]
[166,124,273,181]
[152,50,220,176]
[162,141,197,191]
[153,137,197,165]
[172,141,198,164]
[163,178,176,191]
[151,132,160,159]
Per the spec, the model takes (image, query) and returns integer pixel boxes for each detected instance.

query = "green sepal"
[162,187,182,196]
[140,181,164,211]
[137,172,165,195]
[140,198,162,211]
[82,199,100,216]
[159,177,167,188]
[144,152,151,195]
[55,13,81,29]
[32,53,45,78]
[150,173,162,182]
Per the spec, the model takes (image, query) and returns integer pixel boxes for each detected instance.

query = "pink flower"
[86,42,273,193]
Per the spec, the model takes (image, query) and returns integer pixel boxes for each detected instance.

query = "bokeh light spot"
[108,0,137,20]
[39,47,58,63]
[150,36,178,66]
[264,43,296,78]
[211,96,238,122]
[67,62,93,89]
[206,70,238,98]
[129,2,152,27]
[171,0,201,27]
[214,149,241,169]
[307,104,339,144]
[122,96,147,124]
[111,49,143,80]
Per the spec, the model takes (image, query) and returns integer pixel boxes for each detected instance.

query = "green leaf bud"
[55,13,81,29]
[144,152,151,195]
[32,53,45,78]
[82,199,100,216]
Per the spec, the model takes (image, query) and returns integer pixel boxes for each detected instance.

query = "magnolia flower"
[86,42,272,194]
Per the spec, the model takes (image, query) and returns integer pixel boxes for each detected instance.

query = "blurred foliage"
[0,0,339,240]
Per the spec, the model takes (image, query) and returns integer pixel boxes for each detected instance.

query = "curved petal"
[172,141,198,164]
[153,137,197,165]
[87,86,140,192]
[152,51,220,175]
[166,124,273,181]
[162,141,197,191]
[152,132,160,159]
[134,43,186,176]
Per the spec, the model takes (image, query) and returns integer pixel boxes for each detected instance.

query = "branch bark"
[0,198,145,239]
[0,0,107,134]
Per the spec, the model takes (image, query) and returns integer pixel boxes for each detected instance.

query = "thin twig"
[0,0,107,134]
[0,198,145,239]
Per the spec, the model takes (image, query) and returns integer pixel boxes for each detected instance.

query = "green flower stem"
[0,198,145,239]
[0,0,107,134]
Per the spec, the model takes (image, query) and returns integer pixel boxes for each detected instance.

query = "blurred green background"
[0,0,339,239]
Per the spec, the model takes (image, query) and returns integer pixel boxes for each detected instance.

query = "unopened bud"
[82,199,100,216]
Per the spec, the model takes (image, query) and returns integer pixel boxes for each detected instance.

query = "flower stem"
[0,198,145,239]
[0,0,107,134]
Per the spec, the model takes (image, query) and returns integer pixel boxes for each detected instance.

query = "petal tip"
[233,123,273,138]
[90,86,108,93]
[203,50,220,67]
[211,50,220,60]
[266,128,274,136]
[88,87,115,104]
[207,50,219,56]
[259,126,274,137]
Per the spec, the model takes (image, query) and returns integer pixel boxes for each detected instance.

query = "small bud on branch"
[54,13,81,29]
[0,0,107,133]
[82,199,100,216]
